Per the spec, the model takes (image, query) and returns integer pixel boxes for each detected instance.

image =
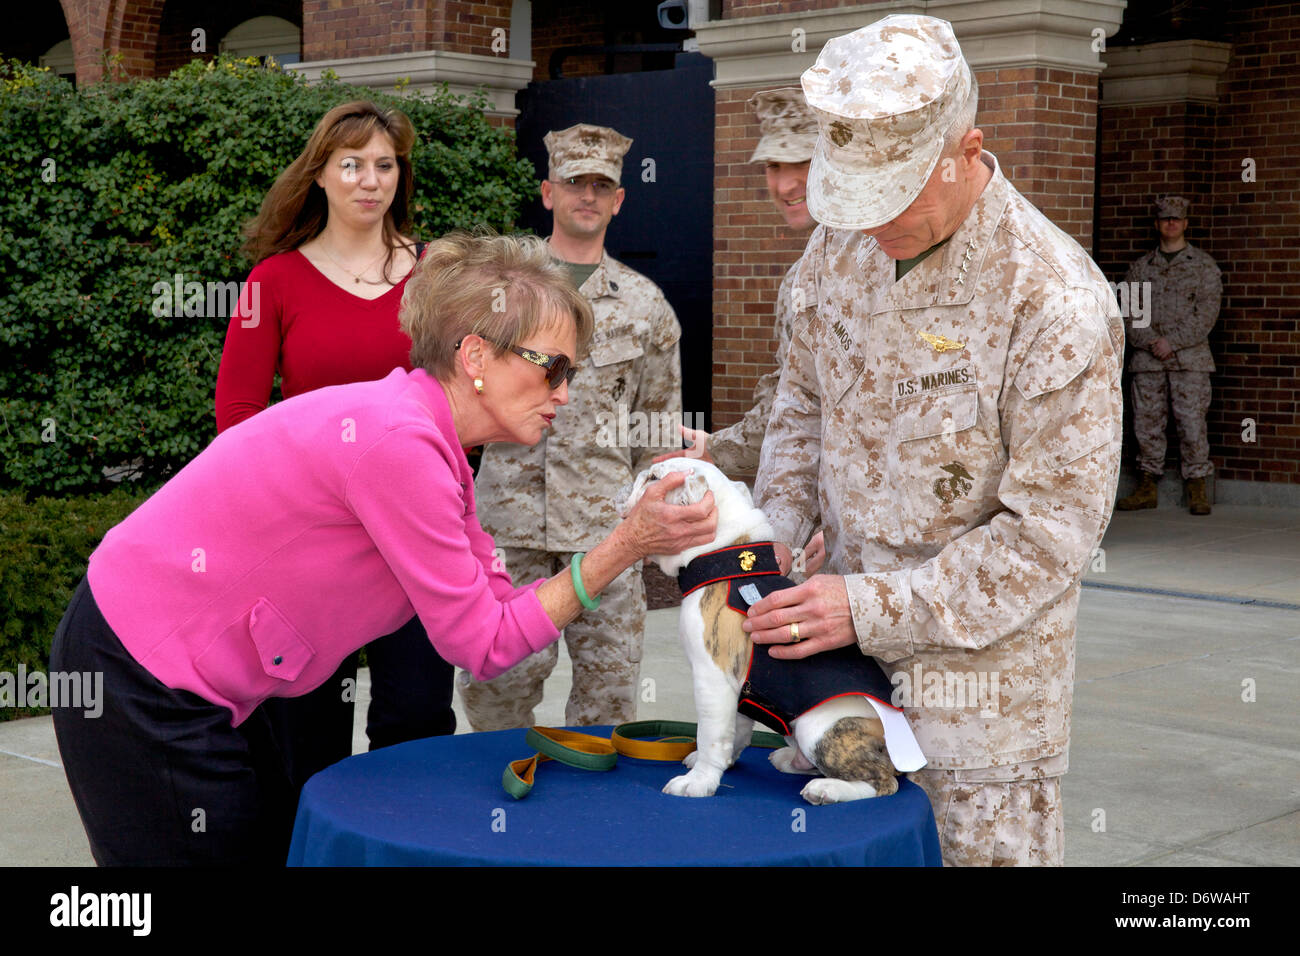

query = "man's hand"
[742,575,856,659]
[801,530,826,576]
[773,541,793,575]
[1150,337,1175,361]
[652,424,713,464]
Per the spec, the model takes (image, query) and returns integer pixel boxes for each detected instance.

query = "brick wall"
[1097,1,1300,485]
[300,1,509,61]
[977,66,1099,251]
[1205,0,1300,484]
[432,1,512,56]
[302,0,425,60]
[531,0,606,80]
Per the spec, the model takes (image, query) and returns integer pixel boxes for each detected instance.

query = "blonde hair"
[400,231,594,380]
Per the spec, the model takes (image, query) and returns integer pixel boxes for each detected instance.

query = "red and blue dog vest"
[677,542,900,736]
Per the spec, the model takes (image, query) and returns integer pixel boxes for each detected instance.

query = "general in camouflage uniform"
[1117,196,1222,515]
[745,15,1124,866]
[460,124,683,729]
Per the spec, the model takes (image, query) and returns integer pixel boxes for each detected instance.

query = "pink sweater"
[88,368,559,725]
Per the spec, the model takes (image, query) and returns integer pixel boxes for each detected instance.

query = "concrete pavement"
[2,504,1297,866]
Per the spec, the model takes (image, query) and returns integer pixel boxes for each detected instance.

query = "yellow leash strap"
[502,721,786,799]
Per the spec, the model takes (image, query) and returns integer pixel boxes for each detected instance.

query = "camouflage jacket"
[755,154,1125,773]
[1123,242,1222,373]
[475,250,682,552]
[709,260,803,477]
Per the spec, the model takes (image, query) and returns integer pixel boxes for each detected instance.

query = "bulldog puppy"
[620,459,925,804]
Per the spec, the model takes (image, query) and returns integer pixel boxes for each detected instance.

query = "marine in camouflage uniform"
[749,15,1124,866]
[709,89,818,477]
[461,124,683,729]
[1118,196,1222,514]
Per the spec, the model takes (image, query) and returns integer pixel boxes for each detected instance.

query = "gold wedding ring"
[790,621,801,642]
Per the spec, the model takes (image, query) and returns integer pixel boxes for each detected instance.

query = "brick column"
[696,0,1126,439]
[63,0,166,85]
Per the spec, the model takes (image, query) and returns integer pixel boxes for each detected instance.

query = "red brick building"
[11,0,1299,502]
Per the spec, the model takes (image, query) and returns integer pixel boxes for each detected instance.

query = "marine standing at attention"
[462,124,684,729]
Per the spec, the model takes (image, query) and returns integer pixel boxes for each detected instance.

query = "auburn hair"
[242,101,417,282]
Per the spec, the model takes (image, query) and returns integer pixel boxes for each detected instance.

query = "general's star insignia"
[919,330,965,353]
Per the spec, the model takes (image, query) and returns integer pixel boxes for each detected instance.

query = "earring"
[474,377,484,394]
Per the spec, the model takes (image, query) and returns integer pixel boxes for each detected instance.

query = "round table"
[287,727,942,866]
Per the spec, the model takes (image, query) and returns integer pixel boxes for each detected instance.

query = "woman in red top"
[215,101,450,790]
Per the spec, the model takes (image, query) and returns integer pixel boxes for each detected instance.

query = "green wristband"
[570,552,600,610]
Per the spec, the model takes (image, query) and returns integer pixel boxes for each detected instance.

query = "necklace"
[315,241,391,285]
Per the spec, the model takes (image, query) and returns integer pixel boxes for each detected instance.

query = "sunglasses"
[504,344,577,388]
[457,338,576,388]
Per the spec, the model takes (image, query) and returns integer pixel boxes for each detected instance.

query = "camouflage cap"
[802,15,972,230]
[544,123,633,184]
[1154,195,1189,219]
[748,88,818,164]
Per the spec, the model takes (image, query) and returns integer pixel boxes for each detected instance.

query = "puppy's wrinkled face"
[623,459,775,578]
[618,459,709,518]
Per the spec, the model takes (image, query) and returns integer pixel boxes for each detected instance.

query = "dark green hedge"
[0,487,152,720]
[0,56,536,495]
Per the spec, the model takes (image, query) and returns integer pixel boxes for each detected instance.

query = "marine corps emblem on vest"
[611,374,626,400]
[933,462,974,503]
[738,550,756,571]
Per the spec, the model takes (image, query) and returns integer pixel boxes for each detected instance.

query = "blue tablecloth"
[287,726,941,866]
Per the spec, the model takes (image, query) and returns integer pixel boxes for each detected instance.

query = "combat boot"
[1117,472,1158,510]
[1186,477,1212,516]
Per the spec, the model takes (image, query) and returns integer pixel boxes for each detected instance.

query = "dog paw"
[801,778,879,805]
[682,750,699,769]
[770,746,819,775]
[663,771,720,798]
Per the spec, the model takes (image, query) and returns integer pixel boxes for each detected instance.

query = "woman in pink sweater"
[214,101,446,796]
[50,233,717,866]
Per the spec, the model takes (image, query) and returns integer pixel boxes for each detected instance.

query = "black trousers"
[50,577,297,865]
[257,614,456,794]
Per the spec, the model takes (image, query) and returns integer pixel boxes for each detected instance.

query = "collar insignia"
[953,237,977,287]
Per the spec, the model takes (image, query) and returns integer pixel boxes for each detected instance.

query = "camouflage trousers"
[908,769,1064,866]
[457,547,645,730]
[1131,370,1213,479]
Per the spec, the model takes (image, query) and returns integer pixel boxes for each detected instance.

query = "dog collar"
[677,542,782,597]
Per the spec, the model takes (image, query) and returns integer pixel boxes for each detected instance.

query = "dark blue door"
[515,51,715,431]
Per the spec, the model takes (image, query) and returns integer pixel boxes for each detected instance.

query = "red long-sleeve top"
[215,249,416,433]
